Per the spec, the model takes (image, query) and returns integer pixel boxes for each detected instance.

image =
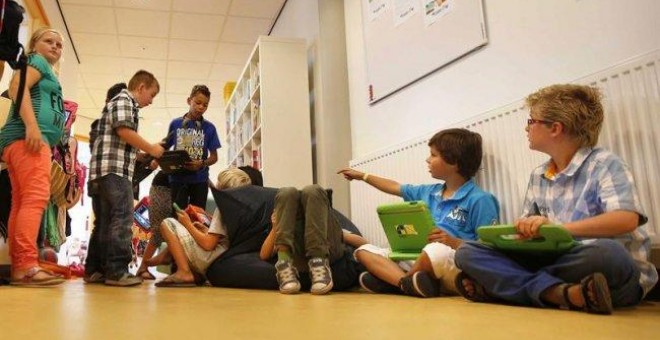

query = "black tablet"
[159,150,192,174]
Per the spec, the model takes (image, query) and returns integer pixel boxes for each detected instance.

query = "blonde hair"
[525,84,604,147]
[28,27,64,74]
[216,168,251,190]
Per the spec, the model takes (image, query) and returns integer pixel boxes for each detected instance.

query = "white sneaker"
[275,260,301,294]
[308,257,333,295]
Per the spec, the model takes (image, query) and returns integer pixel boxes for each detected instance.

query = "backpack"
[52,101,85,208]
[0,0,28,119]
[0,0,25,69]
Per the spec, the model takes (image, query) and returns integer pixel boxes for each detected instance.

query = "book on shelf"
[252,147,261,170]
[251,101,261,130]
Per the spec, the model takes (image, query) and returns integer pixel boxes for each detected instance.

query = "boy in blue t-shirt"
[338,128,499,297]
[164,84,221,210]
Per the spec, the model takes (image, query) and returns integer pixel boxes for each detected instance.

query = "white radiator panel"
[350,50,660,248]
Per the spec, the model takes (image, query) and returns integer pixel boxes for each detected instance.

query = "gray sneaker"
[275,260,301,294]
[104,272,143,287]
[83,272,106,284]
[399,271,440,298]
[308,257,333,295]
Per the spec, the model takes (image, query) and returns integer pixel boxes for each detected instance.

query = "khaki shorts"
[354,242,460,294]
[162,218,226,274]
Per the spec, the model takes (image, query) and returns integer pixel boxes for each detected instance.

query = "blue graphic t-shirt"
[165,116,221,184]
[400,179,500,240]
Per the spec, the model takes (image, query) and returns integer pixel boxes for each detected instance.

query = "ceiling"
[58,0,286,143]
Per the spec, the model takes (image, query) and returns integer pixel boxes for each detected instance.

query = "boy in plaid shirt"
[85,70,164,286]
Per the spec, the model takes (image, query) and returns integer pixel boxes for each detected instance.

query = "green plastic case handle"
[477,224,578,252]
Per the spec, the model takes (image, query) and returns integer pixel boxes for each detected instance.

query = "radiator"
[349,50,660,248]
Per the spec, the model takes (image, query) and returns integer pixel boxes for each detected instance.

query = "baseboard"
[651,246,660,267]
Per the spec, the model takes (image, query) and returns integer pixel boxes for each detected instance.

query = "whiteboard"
[362,0,487,104]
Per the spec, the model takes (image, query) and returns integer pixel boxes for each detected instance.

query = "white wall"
[345,0,660,158]
[271,0,353,215]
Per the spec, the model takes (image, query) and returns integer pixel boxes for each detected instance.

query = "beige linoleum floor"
[0,279,658,340]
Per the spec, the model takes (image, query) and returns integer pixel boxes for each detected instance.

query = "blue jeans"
[85,174,134,279]
[455,239,643,308]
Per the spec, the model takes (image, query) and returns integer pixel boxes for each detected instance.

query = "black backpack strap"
[11,51,26,119]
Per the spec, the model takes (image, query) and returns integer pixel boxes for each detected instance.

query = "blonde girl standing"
[0,27,67,286]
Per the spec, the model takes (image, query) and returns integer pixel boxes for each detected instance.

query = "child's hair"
[28,27,63,54]
[217,168,252,190]
[238,165,263,187]
[127,70,159,92]
[105,82,127,102]
[190,84,211,98]
[428,128,482,179]
[28,27,64,73]
[525,84,603,147]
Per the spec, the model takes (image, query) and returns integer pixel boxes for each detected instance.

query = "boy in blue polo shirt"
[338,128,499,297]
[164,84,221,210]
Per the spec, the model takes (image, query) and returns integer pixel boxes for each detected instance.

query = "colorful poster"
[422,0,453,27]
[367,0,388,22]
[393,0,418,27]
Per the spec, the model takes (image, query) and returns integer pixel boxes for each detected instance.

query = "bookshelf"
[224,36,312,188]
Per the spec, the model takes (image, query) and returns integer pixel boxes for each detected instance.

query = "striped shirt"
[521,147,658,296]
[89,89,140,182]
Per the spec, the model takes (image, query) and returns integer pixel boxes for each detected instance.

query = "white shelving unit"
[224,36,312,188]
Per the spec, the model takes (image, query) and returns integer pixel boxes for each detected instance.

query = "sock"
[277,251,292,262]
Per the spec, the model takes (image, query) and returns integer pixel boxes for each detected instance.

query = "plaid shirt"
[89,89,140,182]
[522,147,658,296]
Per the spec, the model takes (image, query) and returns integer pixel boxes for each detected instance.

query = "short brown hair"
[128,70,159,92]
[428,128,482,179]
[525,84,603,147]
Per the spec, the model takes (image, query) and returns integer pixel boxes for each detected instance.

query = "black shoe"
[359,272,400,294]
[399,271,440,298]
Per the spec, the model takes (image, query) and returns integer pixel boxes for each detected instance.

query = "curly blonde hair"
[525,84,604,147]
[216,168,251,190]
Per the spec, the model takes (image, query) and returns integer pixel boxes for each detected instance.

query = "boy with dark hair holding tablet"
[338,128,499,297]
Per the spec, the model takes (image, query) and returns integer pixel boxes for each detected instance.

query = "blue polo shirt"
[400,179,499,240]
[164,116,221,184]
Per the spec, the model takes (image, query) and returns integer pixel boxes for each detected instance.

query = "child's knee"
[422,242,456,278]
[276,187,299,201]
[301,184,325,198]
[353,243,389,261]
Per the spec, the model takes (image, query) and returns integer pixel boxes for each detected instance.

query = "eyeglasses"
[527,118,554,126]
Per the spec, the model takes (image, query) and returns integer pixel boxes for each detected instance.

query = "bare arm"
[427,229,463,249]
[260,214,278,260]
[342,232,368,248]
[8,66,42,153]
[116,126,164,158]
[175,211,220,251]
[514,210,639,239]
[564,211,639,237]
[337,168,401,196]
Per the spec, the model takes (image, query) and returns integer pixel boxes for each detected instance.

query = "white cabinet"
[224,36,312,188]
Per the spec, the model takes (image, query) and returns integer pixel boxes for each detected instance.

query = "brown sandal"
[136,268,156,280]
[559,273,613,315]
[10,267,65,287]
